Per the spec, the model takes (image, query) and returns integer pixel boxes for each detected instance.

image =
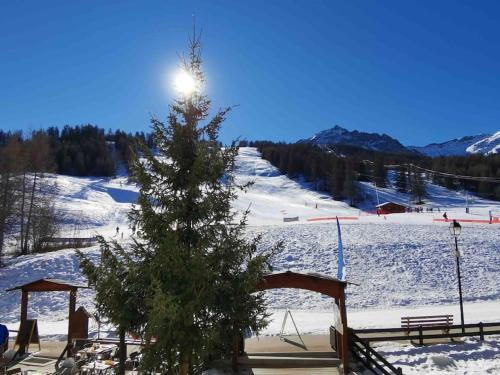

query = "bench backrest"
[401,315,453,328]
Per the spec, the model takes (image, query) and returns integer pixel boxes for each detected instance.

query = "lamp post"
[449,219,465,333]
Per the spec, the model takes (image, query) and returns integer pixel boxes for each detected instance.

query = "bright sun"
[173,70,197,95]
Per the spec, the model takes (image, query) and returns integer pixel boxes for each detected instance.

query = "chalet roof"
[6,278,89,292]
[376,201,407,208]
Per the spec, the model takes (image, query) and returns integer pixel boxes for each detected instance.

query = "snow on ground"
[0,147,499,373]
[233,148,359,224]
[374,336,500,375]
[358,169,499,217]
[251,222,500,311]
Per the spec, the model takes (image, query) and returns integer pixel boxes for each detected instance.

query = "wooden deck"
[238,335,340,374]
[4,335,341,374]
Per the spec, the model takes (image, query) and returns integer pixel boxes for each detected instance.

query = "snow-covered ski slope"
[357,170,500,217]
[15,147,499,242]
[233,148,359,224]
[0,148,499,335]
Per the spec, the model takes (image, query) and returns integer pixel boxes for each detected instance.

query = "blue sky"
[1,0,499,146]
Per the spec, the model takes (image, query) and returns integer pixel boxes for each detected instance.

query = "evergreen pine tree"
[127,34,274,374]
[77,238,146,375]
[372,155,387,188]
[342,160,357,206]
[329,158,344,199]
[410,166,426,204]
[395,166,408,193]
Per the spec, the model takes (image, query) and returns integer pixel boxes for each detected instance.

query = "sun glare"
[173,70,197,96]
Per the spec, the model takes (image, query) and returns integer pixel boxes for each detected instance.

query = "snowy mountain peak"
[466,131,500,155]
[303,125,410,154]
[412,133,497,157]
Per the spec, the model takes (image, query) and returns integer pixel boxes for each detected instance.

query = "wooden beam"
[256,272,344,299]
[339,288,349,373]
[68,288,76,352]
[18,291,29,355]
[20,291,28,327]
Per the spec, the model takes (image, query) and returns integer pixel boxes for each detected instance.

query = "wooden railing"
[348,329,403,375]
[352,321,500,344]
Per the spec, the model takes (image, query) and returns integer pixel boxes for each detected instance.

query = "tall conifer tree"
[127,33,274,374]
[395,166,408,193]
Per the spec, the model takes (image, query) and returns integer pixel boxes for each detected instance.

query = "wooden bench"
[401,315,453,344]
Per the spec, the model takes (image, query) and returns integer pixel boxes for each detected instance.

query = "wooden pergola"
[7,278,89,354]
[254,271,349,372]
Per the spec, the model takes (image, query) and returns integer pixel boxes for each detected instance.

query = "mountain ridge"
[299,125,411,154]
[301,125,499,156]
[410,133,492,157]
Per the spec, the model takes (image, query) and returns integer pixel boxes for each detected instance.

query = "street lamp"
[449,219,465,333]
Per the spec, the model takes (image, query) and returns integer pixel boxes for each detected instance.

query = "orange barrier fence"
[307,216,359,222]
[433,217,499,224]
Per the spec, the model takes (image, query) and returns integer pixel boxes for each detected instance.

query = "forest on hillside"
[243,141,500,203]
[0,125,153,260]
[0,125,154,177]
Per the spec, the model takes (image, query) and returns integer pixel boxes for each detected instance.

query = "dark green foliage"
[430,154,500,200]
[253,141,500,203]
[1,126,152,177]
[121,35,275,374]
[372,155,387,188]
[395,166,408,193]
[408,166,426,204]
[77,237,146,375]
[343,160,358,205]
[55,125,115,176]
[254,142,373,205]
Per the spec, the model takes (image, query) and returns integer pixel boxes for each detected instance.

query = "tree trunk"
[118,326,127,375]
[23,172,37,254]
[19,172,26,254]
[179,357,190,375]
[0,173,12,263]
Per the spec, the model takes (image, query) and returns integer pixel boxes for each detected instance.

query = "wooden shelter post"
[339,287,349,372]
[254,271,349,373]
[68,288,77,347]
[20,290,29,327]
[6,278,89,356]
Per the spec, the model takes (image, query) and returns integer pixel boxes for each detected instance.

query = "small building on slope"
[376,201,406,214]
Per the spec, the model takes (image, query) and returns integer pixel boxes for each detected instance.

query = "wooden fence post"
[479,322,484,341]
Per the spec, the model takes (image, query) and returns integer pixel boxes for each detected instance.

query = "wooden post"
[339,287,349,373]
[20,290,28,327]
[479,322,484,341]
[418,325,423,346]
[18,290,29,355]
[231,337,240,371]
[118,327,127,375]
[67,288,76,353]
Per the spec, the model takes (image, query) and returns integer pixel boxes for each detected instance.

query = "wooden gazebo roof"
[6,278,89,292]
[256,271,347,300]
